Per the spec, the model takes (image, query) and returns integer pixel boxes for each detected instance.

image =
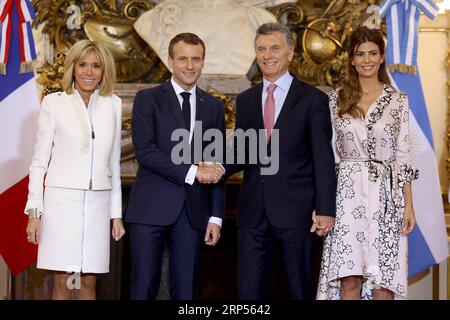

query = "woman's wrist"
[27,208,42,219]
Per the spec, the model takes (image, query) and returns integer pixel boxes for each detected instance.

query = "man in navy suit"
[225,22,337,300]
[126,33,225,300]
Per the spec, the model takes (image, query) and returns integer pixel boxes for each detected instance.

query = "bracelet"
[27,208,42,219]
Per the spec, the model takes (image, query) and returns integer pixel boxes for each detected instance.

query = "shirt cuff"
[208,216,222,228]
[185,165,198,185]
[217,162,225,175]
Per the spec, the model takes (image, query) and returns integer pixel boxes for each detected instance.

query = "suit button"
[261,178,265,183]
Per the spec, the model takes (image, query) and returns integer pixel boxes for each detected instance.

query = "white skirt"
[37,186,111,273]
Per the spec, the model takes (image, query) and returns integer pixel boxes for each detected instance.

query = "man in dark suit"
[126,33,225,300]
[225,22,337,300]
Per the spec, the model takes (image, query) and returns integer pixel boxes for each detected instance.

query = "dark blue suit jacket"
[226,76,336,229]
[126,81,225,230]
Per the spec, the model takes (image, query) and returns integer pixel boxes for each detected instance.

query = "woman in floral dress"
[317,26,418,300]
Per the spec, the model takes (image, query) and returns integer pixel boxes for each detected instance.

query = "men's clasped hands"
[196,162,224,184]
[196,162,335,237]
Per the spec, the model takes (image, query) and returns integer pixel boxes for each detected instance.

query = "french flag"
[380,0,449,277]
[0,0,39,275]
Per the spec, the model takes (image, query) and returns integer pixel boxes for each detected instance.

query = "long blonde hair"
[62,40,116,96]
[337,26,391,118]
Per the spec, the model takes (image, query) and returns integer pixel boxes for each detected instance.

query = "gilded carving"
[264,0,382,86]
[33,0,168,85]
[32,0,382,177]
[33,0,381,88]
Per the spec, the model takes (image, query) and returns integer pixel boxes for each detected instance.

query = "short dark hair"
[168,33,206,58]
[255,22,295,50]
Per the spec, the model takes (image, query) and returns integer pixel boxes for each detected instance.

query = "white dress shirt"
[171,78,222,227]
[261,71,293,123]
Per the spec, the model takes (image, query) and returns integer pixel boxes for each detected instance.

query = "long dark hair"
[337,26,392,118]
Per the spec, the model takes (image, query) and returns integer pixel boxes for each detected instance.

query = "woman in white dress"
[316,26,418,300]
[25,40,125,300]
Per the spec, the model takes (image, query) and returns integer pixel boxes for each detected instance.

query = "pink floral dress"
[317,85,418,300]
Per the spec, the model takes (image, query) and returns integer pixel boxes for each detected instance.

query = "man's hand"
[204,222,221,246]
[196,162,224,184]
[310,210,335,237]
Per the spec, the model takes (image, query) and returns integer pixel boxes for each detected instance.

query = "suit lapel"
[253,84,264,131]
[272,77,302,131]
[195,87,204,123]
[189,88,205,162]
[66,92,91,155]
[163,81,185,129]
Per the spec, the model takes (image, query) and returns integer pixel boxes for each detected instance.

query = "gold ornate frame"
[32,0,381,181]
[33,0,380,89]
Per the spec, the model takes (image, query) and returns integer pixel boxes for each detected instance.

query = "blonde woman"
[25,40,125,300]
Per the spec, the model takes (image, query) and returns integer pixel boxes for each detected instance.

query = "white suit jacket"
[25,90,122,218]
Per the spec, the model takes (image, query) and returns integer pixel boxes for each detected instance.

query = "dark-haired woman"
[317,26,418,300]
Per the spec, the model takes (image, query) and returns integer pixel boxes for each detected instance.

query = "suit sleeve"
[132,90,190,185]
[109,96,123,219]
[24,95,55,215]
[210,100,226,218]
[310,93,337,217]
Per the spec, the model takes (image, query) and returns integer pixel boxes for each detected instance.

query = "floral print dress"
[317,85,418,300]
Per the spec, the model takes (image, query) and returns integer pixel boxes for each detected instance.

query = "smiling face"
[168,41,204,91]
[255,31,294,83]
[351,41,384,80]
[74,50,103,100]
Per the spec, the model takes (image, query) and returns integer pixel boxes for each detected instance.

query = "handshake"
[195,161,225,184]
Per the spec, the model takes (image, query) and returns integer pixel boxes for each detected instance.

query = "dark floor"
[14,183,324,300]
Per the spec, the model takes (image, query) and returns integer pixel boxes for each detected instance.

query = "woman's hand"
[401,184,416,236]
[112,218,126,241]
[401,207,416,236]
[26,218,41,245]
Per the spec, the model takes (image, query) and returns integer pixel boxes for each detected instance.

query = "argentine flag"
[0,0,39,275]
[380,0,449,277]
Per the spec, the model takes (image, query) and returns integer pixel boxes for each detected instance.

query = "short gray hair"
[254,22,295,50]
